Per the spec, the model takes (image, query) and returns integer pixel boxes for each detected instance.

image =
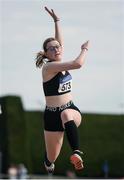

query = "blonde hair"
[35,37,60,68]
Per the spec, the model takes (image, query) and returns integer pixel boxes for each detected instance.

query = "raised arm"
[44,41,89,73]
[45,7,63,47]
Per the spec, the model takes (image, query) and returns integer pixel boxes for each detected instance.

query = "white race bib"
[58,80,72,93]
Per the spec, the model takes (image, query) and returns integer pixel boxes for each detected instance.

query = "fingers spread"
[44,6,53,15]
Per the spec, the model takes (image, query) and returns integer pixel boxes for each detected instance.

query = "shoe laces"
[44,162,55,173]
[73,150,84,155]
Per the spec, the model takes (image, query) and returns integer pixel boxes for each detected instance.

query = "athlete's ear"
[44,51,47,57]
[44,51,49,59]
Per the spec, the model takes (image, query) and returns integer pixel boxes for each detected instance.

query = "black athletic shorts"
[43,101,82,131]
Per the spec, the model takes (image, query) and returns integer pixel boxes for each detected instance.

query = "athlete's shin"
[64,120,79,151]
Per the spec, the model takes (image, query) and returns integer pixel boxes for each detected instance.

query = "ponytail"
[36,37,58,68]
[35,51,46,68]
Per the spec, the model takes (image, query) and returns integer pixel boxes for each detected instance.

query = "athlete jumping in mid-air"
[35,6,89,174]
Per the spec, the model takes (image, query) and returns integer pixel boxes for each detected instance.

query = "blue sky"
[0,0,124,114]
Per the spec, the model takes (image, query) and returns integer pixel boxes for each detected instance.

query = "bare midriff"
[45,92,73,107]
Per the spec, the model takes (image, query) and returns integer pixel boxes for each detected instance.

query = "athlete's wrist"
[54,18,60,22]
[81,47,88,51]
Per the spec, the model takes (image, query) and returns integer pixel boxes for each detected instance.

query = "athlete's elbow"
[73,61,83,69]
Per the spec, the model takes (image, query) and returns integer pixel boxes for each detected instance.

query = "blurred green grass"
[0,96,124,178]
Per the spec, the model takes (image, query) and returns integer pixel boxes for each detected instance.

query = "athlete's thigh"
[61,109,82,127]
[44,130,64,161]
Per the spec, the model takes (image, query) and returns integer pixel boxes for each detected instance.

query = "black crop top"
[43,71,72,96]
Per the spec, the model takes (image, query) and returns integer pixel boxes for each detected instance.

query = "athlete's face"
[45,40,62,61]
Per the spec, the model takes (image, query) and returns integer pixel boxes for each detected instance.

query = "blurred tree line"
[0,95,124,178]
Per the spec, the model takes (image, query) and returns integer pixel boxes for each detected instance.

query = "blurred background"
[0,0,124,179]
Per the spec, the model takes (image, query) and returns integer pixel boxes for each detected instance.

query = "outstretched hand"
[44,6,60,22]
[81,40,89,51]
